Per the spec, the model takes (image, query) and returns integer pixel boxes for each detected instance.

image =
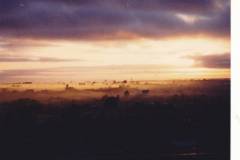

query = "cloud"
[0,55,82,62]
[0,64,230,82]
[0,0,230,40]
[187,53,230,68]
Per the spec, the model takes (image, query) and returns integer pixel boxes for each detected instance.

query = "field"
[0,79,230,102]
[0,79,230,160]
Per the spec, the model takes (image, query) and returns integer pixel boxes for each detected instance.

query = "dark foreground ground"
[0,80,230,160]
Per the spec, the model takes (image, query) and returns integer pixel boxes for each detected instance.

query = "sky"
[0,0,230,82]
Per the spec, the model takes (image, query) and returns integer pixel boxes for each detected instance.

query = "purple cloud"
[0,0,230,40]
[188,53,230,68]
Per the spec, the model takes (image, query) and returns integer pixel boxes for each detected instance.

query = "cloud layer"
[0,55,81,62]
[0,0,230,40]
[0,1,230,82]
[188,53,230,68]
[0,64,230,82]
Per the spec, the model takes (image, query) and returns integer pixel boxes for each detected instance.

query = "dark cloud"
[0,0,227,13]
[0,0,230,40]
[187,53,230,68]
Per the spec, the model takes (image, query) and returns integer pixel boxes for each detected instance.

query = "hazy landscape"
[0,0,230,159]
[0,79,230,159]
[0,79,230,102]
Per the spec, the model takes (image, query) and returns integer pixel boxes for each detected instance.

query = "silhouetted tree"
[142,89,150,95]
[103,95,120,107]
[124,90,130,97]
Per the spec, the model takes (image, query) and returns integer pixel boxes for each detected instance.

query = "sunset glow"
[0,0,230,82]
[0,1,231,159]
